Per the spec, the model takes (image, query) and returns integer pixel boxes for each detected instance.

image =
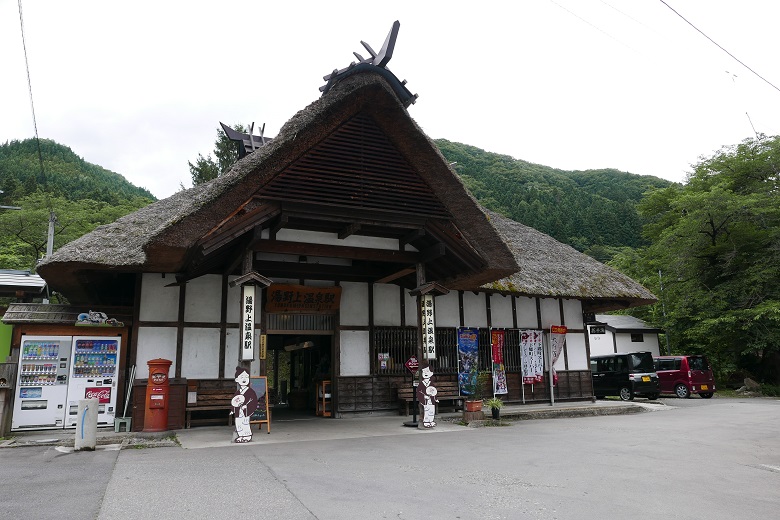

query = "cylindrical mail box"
[143,358,172,432]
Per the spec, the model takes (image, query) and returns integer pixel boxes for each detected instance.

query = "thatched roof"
[36,65,655,313]
[480,209,656,311]
[37,70,518,301]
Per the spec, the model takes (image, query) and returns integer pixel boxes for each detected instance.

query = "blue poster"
[457,327,479,395]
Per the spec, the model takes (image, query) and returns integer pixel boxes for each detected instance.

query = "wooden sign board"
[249,376,271,433]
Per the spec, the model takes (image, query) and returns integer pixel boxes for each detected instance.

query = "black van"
[590,352,660,401]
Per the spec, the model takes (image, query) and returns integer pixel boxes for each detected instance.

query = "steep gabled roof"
[37,71,519,302]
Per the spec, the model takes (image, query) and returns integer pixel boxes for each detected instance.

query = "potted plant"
[461,370,490,412]
[485,396,503,420]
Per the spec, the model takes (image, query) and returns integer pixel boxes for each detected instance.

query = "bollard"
[75,398,99,451]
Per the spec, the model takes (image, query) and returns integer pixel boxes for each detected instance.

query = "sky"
[2,0,780,200]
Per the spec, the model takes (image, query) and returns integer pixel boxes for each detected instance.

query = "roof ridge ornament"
[320,21,418,107]
[220,122,273,160]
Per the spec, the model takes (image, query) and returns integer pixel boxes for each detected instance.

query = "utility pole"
[658,270,671,355]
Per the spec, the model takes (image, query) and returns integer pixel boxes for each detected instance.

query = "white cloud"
[2,0,779,199]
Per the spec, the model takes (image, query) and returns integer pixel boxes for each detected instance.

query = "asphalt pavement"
[1,398,657,450]
[4,397,778,520]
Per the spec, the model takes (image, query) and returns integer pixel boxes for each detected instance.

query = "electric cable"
[659,0,780,95]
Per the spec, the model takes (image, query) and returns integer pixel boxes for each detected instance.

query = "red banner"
[490,330,508,395]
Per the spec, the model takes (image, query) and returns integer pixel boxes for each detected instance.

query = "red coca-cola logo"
[85,387,111,403]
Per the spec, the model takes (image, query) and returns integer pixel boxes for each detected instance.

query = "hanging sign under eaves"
[265,284,342,314]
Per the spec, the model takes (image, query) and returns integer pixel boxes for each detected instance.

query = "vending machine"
[12,334,122,430]
[65,336,122,428]
[12,336,73,430]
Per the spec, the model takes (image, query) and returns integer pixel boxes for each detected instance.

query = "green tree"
[624,135,780,384]
[189,124,246,186]
[0,192,151,271]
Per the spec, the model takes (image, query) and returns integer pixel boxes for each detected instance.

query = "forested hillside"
[436,139,672,258]
[0,139,155,272]
[0,138,154,203]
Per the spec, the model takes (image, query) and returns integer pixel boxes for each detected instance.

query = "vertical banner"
[240,285,255,361]
[457,327,479,395]
[521,330,544,384]
[490,330,508,395]
[549,325,567,385]
[420,294,436,360]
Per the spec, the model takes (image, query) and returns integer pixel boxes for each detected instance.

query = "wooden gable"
[184,112,487,288]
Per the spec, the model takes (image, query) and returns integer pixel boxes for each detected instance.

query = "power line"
[659,0,780,95]
[17,0,49,196]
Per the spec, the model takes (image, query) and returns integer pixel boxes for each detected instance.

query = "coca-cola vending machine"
[65,336,121,428]
[12,335,73,430]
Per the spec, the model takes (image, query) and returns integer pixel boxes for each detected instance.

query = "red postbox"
[143,358,172,432]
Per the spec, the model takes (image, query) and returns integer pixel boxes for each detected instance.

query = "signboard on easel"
[249,376,271,433]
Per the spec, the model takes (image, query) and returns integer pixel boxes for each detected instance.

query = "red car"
[653,355,716,398]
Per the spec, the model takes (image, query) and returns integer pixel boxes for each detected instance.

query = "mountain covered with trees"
[0,139,155,271]
[435,139,672,260]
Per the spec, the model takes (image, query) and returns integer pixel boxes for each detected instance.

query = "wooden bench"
[185,378,236,428]
[396,381,464,416]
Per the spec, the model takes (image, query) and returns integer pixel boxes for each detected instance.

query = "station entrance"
[266,333,333,419]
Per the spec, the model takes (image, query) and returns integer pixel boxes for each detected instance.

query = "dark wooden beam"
[338,222,361,239]
[270,215,288,238]
[400,228,425,248]
[375,267,416,284]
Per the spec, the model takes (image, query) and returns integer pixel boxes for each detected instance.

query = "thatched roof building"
[481,210,656,311]
[37,61,655,313]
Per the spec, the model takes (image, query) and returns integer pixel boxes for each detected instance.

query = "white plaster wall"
[373,284,401,326]
[340,330,370,376]
[340,282,369,326]
[615,333,661,356]
[562,299,584,329]
[540,298,562,329]
[184,275,222,323]
[566,333,588,370]
[139,273,179,321]
[136,327,177,378]
[225,277,242,324]
[181,328,220,378]
[404,290,418,326]
[515,297,538,329]
[588,330,616,356]
[276,229,399,250]
[462,292,488,328]
[434,290,460,327]
[490,294,514,327]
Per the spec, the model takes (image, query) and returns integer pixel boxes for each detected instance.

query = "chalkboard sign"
[249,376,271,433]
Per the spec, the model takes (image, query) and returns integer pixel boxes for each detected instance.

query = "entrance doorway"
[267,334,332,418]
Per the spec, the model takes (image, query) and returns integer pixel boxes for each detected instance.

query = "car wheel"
[675,384,691,399]
[700,392,714,399]
[646,393,659,400]
[619,386,634,401]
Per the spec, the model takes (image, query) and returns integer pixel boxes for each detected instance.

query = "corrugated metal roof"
[2,303,133,325]
[0,270,46,291]
[595,314,663,332]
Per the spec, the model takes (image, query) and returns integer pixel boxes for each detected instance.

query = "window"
[630,333,644,343]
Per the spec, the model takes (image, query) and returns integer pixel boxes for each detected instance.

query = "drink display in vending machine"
[12,336,73,430]
[66,336,121,427]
